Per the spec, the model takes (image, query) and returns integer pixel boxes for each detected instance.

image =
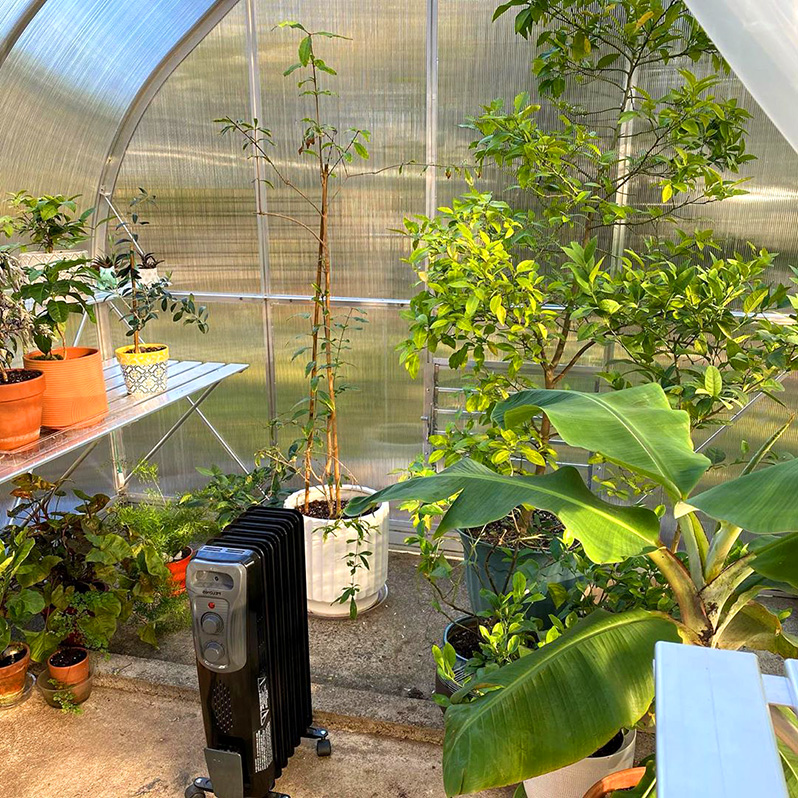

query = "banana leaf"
[442,609,679,795]
[688,457,798,534]
[347,459,662,562]
[493,385,710,499]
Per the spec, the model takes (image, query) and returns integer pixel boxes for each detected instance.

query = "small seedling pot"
[23,347,107,428]
[435,615,481,699]
[582,767,647,798]
[0,642,30,702]
[47,647,90,686]
[0,369,45,450]
[38,672,93,709]
[115,344,169,395]
[166,546,194,594]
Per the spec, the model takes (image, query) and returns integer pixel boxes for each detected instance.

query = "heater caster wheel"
[185,787,206,798]
[316,738,332,757]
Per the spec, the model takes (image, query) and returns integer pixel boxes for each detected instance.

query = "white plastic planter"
[284,484,389,618]
[523,730,636,798]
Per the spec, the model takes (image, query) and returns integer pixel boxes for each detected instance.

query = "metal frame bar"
[120,382,221,488]
[104,298,249,476]
[0,0,48,69]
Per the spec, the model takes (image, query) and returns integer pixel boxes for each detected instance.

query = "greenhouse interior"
[0,0,797,796]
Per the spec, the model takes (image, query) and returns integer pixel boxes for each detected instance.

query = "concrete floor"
[0,687,512,798]
[112,552,451,699]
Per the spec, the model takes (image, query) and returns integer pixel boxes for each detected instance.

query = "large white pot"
[284,484,389,618]
[523,730,636,798]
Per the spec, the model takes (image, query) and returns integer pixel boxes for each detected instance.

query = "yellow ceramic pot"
[115,344,169,395]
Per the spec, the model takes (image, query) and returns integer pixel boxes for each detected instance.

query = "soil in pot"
[0,369,45,450]
[23,346,107,428]
[300,498,376,520]
[591,731,624,758]
[0,643,31,700]
[461,509,576,619]
[47,647,89,686]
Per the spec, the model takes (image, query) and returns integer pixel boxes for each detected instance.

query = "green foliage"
[184,450,296,528]
[2,474,169,661]
[217,21,372,518]
[0,253,34,377]
[399,0,798,503]
[1,191,99,358]
[109,501,216,562]
[351,386,798,792]
[5,191,93,254]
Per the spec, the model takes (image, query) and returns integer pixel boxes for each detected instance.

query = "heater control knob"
[203,642,225,664]
[200,612,224,635]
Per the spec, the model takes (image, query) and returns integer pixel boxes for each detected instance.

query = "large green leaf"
[494,385,710,498]
[749,533,798,589]
[441,610,680,795]
[776,708,798,798]
[714,602,798,658]
[689,457,798,533]
[347,459,662,562]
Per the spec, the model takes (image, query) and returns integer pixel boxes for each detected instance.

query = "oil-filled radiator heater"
[184,506,331,798]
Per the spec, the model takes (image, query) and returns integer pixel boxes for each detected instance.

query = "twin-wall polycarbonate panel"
[0,0,226,210]
[114,2,259,295]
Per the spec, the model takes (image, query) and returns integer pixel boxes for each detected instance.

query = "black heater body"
[185,507,329,798]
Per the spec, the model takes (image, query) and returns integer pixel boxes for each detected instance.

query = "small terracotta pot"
[47,647,90,687]
[583,767,647,798]
[115,344,169,395]
[23,347,107,428]
[0,370,45,450]
[0,643,30,701]
[166,547,193,594]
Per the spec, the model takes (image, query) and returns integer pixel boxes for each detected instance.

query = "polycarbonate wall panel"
[108,299,270,498]
[0,0,223,210]
[257,0,426,299]
[271,303,425,491]
[114,3,260,295]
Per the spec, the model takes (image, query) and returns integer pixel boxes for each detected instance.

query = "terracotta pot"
[0,370,45,450]
[0,643,30,701]
[47,647,90,687]
[583,767,647,798]
[166,547,193,594]
[115,344,169,395]
[23,347,107,428]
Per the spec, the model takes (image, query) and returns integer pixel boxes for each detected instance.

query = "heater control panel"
[187,546,251,673]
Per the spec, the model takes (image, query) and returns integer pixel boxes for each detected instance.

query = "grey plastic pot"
[459,528,576,620]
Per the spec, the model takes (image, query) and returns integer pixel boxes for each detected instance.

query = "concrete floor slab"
[0,687,512,798]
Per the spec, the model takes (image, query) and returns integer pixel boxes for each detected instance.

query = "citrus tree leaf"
[442,610,680,795]
[493,385,709,498]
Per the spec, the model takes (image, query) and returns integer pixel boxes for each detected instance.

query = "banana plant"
[348,384,798,795]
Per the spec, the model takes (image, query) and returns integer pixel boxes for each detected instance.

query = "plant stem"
[130,252,140,354]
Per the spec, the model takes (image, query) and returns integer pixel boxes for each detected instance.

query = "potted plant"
[3,473,171,661]
[38,646,93,712]
[107,250,208,395]
[0,252,45,450]
[398,0,798,621]
[349,384,798,794]
[1,191,108,429]
[111,482,216,594]
[0,527,42,703]
[218,22,388,619]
